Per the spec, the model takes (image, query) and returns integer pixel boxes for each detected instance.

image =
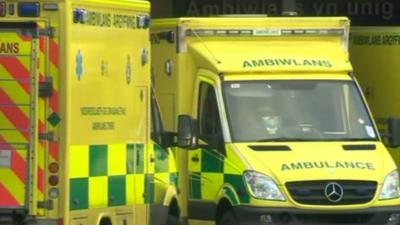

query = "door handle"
[191,155,199,162]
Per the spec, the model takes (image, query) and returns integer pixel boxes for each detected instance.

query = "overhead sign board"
[173,0,400,26]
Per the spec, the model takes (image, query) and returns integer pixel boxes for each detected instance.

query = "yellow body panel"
[350,26,400,166]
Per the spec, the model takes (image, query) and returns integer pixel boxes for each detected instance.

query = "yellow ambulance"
[151,17,400,225]
[350,26,400,167]
[0,1,179,225]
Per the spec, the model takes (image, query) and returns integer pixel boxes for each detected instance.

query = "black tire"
[99,218,112,225]
[166,215,181,225]
[219,210,238,225]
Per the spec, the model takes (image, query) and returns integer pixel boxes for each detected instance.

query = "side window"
[151,92,163,145]
[198,82,224,153]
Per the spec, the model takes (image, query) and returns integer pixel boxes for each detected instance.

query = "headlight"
[380,170,400,200]
[243,171,285,201]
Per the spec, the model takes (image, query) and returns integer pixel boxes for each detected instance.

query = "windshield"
[223,80,378,142]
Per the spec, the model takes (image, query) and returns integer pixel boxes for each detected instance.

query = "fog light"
[389,213,400,222]
[48,188,59,199]
[260,215,273,224]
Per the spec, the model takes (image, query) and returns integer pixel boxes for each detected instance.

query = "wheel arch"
[216,184,240,223]
[163,185,180,218]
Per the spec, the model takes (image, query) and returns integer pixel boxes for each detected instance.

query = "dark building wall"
[151,0,173,18]
[150,0,173,18]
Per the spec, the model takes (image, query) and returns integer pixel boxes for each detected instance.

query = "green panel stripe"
[108,176,126,206]
[136,144,145,174]
[145,174,155,204]
[127,144,135,174]
[201,149,224,173]
[224,174,250,203]
[70,178,89,210]
[90,145,108,177]
[170,172,178,186]
[154,144,169,173]
[223,187,239,205]
[189,172,201,199]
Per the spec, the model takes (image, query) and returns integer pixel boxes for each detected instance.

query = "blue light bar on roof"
[18,2,40,17]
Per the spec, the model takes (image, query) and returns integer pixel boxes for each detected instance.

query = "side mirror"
[177,115,197,148]
[388,118,400,148]
[161,131,176,149]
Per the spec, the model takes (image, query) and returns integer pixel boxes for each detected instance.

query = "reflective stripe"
[0,26,60,210]
[0,57,31,93]
[0,32,44,208]
[49,39,58,67]
[0,183,19,206]
[0,170,26,205]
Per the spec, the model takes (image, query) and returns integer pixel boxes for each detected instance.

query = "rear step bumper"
[0,208,28,225]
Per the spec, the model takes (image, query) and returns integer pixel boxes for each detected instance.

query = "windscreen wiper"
[323,138,377,142]
[256,137,321,142]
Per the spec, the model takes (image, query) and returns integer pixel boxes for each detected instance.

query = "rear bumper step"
[0,208,28,225]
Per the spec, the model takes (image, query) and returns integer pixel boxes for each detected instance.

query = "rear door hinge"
[35,27,55,38]
[39,76,53,98]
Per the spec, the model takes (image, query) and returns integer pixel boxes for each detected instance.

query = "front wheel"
[166,215,181,225]
[219,210,238,225]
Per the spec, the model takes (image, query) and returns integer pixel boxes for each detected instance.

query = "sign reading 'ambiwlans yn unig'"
[173,0,400,26]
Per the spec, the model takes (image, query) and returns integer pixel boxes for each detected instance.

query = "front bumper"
[234,205,400,225]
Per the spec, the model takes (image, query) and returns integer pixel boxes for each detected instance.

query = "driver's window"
[198,82,224,153]
[151,92,163,145]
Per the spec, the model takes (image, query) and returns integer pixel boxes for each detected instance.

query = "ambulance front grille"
[286,180,377,205]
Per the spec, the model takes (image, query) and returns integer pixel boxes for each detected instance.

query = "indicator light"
[48,188,59,199]
[43,3,58,11]
[48,162,59,173]
[8,3,14,15]
[49,175,59,186]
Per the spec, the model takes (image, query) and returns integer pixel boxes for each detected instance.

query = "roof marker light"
[18,2,40,17]
[0,2,6,17]
[143,16,151,28]
[137,15,145,28]
[8,3,14,15]
[73,8,87,24]
[186,28,345,37]
[43,3,58,11]
[137,15,150,29]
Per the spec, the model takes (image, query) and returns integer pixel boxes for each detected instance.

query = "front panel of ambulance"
[221,76,400,225]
